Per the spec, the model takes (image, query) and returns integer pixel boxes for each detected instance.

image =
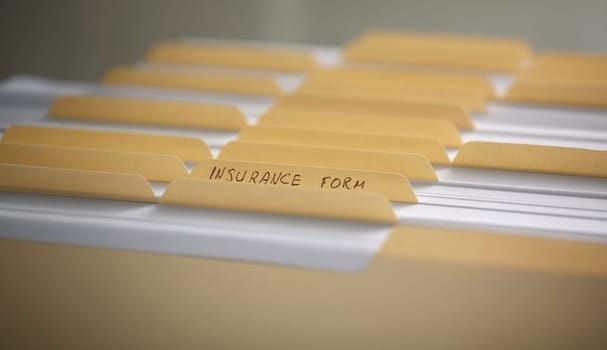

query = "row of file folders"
[2,29,607,349]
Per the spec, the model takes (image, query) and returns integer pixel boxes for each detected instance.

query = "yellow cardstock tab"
[49,95,246,130]
[296,80,487,112]
[344,30,531,72]
[0,143,188,182]
[190,158,417,203]
[238,126,450,164]
[258,108,462,147]
[160,178,397,224]
[533,52,607,71]
[515,70,607,88]
[505,81,607,109]
[2,125,212,162]
[381,225,607,277]
[453,141,607,178]
[309,67,496,98]
[102,67,282,96]
[305,73,487,99]
[146,42,318,72]
[218,141,437,181]
[0,163,156,203]
[274,94,473,129]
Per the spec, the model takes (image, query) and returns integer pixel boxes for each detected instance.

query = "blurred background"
[1,0,606,81]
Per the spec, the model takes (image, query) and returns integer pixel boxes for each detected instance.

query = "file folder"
[238,126,451,164]
[296,80,487,112]
[219,141,438,181]
[2,125,213,162]
[274,93,475,129]
[103,67,283,96]
[0,163,156,202]
[191,158,417,202]
[161,178,397,224]
[344,30,532,72]
[147,41,319,72]
[1,31,607,350]
[0,143,188,182]
[259,108,462,147]
[453,141,607,177]
[309,67,497,98]
[49,95,247,130]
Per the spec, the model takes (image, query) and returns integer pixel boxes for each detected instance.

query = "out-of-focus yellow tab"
[147,42,318,72]
[2,125,212,162]
[344,30,532,73]
[381,226,607,277]
[453,141,607,178]
[0,143,187,182]
[309,67,496,99]
[49,95,246,130]
[102,67,282,96]
[0,163,156,203]
[518,52,607,87]
[191,159,417,203]
[515,71,607,88]
[505,80,607,109]
[160,178,396,224]
[296,80,487,112]
[219,141,437,181]
[533,52,607,71]
[274,94,473,129]
[258,108,462,147]
[238,126,450,164]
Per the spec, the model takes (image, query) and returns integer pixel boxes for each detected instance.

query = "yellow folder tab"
[518,52,607,87]
[146,42,318,72]
[274,94,474,129]
[354,30,531,71]
[344,30,532,73]
[533,52,607,71]
[453,141,607,178]
[309,67,496,98]
[49,95,246,130]
[2,125,212,162]
[102,67,282,96]
[505,80,607,109]
[191,159,417,203]
[0,163,157,203]
[381,226,607,276]
[238,126,450,164]
[160,178,397,224]
[219,141,437,181]
[515,70,607,88]
[296,80,487,113]
[0,143,188,182]
[258,108,462,147]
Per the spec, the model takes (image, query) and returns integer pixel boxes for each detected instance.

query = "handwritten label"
[209,166,302,186]
[191,159,417,202]
[208,166,368,190]
[320,176,365,190]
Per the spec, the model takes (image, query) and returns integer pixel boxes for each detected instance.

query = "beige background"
[1,0,606,80]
